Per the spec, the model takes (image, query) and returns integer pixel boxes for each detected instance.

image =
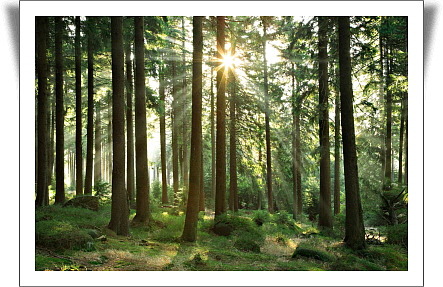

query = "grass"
[35,204,408,271]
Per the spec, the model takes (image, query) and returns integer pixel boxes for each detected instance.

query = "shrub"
[252,210,271,226]
[94,180,111,202]
[36,220,93,251]
[385,224,408,248]
[234,237,261,253]
[292,244,335,262]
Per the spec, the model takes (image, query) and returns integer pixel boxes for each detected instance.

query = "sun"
[218,50,240,71]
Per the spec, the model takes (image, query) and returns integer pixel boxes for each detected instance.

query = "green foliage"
[292,244,335,262]
[384,224,408,248]
[252,209,271,226]
[94,180,111,203]
[36,220,93,250]
[234,237,261,253]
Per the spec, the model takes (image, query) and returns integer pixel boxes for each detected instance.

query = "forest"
[35,16,408,271]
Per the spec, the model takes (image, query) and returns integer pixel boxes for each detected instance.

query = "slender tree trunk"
[210,66,216,203]
[215,16,227,217]
[295,109,302,215]
[291,63,302,218]
[36,16,49,207]
[108,16,129,236]
[263,22,273,214]
[338,16,366,250]
[378,21,386,187]
[48,97,55,203]
[94,101,102,186]
[229,45,238,212]
[172,51,180,206]
[85,17,95,195]
[54,16,65,204]
[159,55,168,205]
[317,16,332,228]
[133,16,150,224]
[404,94,408,185]
[334,68,341,215]
[398,96,405,184]
[125,40,135,205]
[107,92,112,183]
[182,16,203,242]
[384,27,393,191]
[75,16,83,197]
[182,17,190,198]
[199,146,205,212]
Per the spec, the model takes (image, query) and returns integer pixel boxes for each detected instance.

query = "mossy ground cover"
[35,204,407,271]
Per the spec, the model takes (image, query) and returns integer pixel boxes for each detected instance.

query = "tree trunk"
[94,101,102,186]
[210,66,216,203]
[125,40,135,205]
[159,55,168,205]
[133,16,150,224]
[107,92,112,183]
[384,26,393,191]
[182,17,190,199]
[215,16,227,217]
[263,22,273,214]
[199,146,205,211]
[54,16,65,204]
[108,16,130,236]
[182,16,203,242]
[75,16,83,197]
[338,16,366,250]
[84,17,95,195]
[317,16,332,228]
[172,51,180,206]
[398,95,405,184]
[334,67,341,215]
[229,44,238,212]
[36,16,49,207]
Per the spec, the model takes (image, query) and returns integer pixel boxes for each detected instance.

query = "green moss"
[35,254,72,271]
[292,246,335,262]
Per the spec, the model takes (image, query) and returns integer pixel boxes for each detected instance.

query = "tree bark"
[133,16,150,224]
[36,16,49,207]
[54,16,65,204]
[398,95,405,184]
[210,66,216,203]
[262,21,273,214]
[384,23,393,191]
[182,16,203,242]
[172,51,180,205]
[181,17,190,199]
[338,16,366,250]
[108,16,130,236]
[159,54,168,205]
[334,67,341,215]
[125,39,135,205]
[229,44,238,212]
[215,16,227,217]
[317,16,332,228]
[85,17,95,195]
[94,101,102,186]
[75,16,83,197]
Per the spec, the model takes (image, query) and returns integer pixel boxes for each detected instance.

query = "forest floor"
[35,203,408,271]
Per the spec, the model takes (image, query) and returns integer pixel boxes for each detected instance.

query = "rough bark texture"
[94,102,102,185]
[108,16,130,236]
[215,16,227,217]
[181,17,190,199]
[133,16,150,224]
[384,25,392,190]
[172,51,180,205]
[36,17,49,207]
[210,66,216,202]
[262,21,273,214]
[85,17,94,195]
[338,16,366,250]
[55,16,65,204]
[75,16,83,197]
[317,16,332,229]
[334,81,341,215]
[182,16,203,242]
[125,40,135,204]
[229,46,238,212]
[159,55,168,204]
[398,96,405,184]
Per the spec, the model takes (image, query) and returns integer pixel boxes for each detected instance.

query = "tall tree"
[36,16,49,207]
[384,18,393,190]
[159,54,168,205]
[317,16,332,228]
[215,16,227,217]
[132,16,150,224]
[210,66,216,202]
[75,16,83,197]
[181,17,190,197]
[182,16,203,242]
[94,101,102,185]
[261,17,273,213]
[84,17,95,195]
[398,95,405,184]
[125,38,135,205]
[171,50,180,205]
[338,16,366,250]
[108,16,130,235]
[334,68,341,215]
[54,16,65,204]
[229,42,238,212]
